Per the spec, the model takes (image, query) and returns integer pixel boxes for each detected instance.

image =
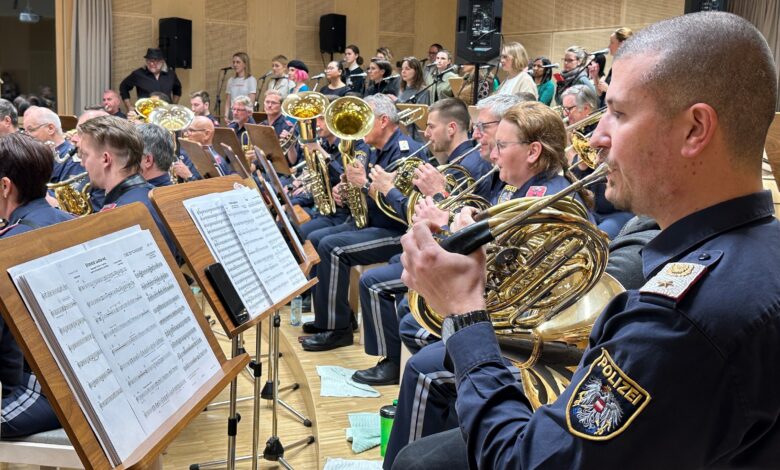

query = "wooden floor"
[3,301,398,470]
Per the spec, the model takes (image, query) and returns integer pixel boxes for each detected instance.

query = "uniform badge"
[526,186,547,197]
[639,262,707,301]
[567,349,650,441]
[99,203,117,212]
[354,150,368,165]
[497,185,517,203]
[399,140,410,152]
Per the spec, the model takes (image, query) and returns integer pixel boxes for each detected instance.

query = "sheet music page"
[184,194,272,317]
[259,177,306,261]
[18,265,147,463]
[115,230,221,388]
[237,187,307,298]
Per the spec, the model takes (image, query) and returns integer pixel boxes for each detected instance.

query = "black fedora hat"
[144,48,165,60]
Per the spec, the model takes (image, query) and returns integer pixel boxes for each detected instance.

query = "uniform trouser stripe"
[368,278,406,356]
[1,374,41,423]
[409,371,455,442]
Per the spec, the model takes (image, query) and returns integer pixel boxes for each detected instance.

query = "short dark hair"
[429,98,471,132]
[0,98,18,126]
[78,115,144,173]
[0,133,53,204]
[190,90,211,104]
[371,59,393,78]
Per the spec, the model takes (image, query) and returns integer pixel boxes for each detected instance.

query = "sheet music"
[184,194,272,317]
[259,177,306,260]
[8,228,221,465]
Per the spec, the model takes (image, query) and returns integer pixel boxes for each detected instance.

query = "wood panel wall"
[96,0,684,110]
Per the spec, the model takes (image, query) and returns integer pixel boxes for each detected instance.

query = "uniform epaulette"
[639,262,707,301]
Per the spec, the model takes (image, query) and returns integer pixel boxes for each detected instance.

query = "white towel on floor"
[317,365,381,397]
[323,458,384,470]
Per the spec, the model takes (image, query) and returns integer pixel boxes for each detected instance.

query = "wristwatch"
[441,309,490,344]
[361,181,371,194]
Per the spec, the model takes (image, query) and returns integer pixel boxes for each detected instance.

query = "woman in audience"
[343,44,365,94]
[224,52,257,122]
[495,42,538,99]
[531,56,555,106]
[288,59,310,94]
[322,61,349,97]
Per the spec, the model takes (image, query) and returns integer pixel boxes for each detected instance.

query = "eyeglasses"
[495,140,530,155]
[24,123,48,133]
[562,105,578,115]
[473,120,500,133]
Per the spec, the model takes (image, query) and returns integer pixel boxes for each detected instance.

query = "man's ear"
[680,103,717,159]
[0,176,12,199]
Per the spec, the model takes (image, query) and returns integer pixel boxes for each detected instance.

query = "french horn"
[410,163,618,408]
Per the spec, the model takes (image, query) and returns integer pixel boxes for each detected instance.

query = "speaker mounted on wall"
[159,17,192,69]
[320,14,346,54]
[455,0,503,64]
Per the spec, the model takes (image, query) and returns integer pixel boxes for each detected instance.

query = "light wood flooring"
[3,302,399,470]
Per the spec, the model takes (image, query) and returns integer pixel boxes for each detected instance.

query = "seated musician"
[190,90,220,126]
[102,89,126,119]
[0,98,19,136]
[0,133,74,438]
[394,12,780,469]
[177,116,235,178]
[259,89,297,166]
[69,108,109,211]
[227,95,255,149]
[22,106,82,183]
[352,97,493,385]
[385,98,595,465]
[562,84,633,238]
[77,115,178,258]
[300,94,422,351]
[137,123,177,187]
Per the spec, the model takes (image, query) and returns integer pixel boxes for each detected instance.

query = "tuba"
[47,172,93,216]
[410,163,619,408]
[134,97,167,122]
[324,96,374,228]
[149,104,195,184]
[281,92,336,216]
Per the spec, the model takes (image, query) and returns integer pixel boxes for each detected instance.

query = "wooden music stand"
[0,203,248,470]
[59,115,78,132]
[468,105,479,127]
[213,127,245,162]
[150,177,317,469]
[396,103,429,127]
[253,146,310,226]
[252,111,268,123]
[448,76,465,97]
[218,142,252,179]
[245,123,293,176]
[178,137,222,179]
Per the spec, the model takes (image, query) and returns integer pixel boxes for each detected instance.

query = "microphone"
[261,70,273,79]
[437,65,458,76]
[478,65,493,70]
[590,48,609,56]
[220,66,232,71]
[351,72,368,78]
[382,74,400,82]
[311,72,326,80]
[541,63,560,69]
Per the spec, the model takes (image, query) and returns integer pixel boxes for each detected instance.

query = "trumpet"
[410,163,613,408]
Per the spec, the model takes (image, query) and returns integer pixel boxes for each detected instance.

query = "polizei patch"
[566,349,651,441]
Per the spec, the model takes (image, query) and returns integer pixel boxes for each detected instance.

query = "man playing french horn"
[394,12,780,469]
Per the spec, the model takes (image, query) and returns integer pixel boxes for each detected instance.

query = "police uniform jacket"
[261,115,295,139]
[445,191,780,468]
[0,198,74,397]
[365,128,422,231]
[51,141,84,184]
[228,117,257,147]
[146,173,174,188]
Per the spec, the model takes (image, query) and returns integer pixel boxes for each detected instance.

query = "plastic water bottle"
[290,295,302,326]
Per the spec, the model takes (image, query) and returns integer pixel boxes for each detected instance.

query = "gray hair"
[617,11,777,166]
[27,106,62,134]
[561,84,598,110]
[365,94,399,124]
[566,45,588,67]
[476,94,523,119]
[0,99,18,126]
[232,95,252,110]
[137,123,176,172]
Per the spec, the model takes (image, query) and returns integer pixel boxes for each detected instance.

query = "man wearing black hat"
[119,48,182,112]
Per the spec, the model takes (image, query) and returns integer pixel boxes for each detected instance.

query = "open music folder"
[8,226,222,466]
[183,184,308,320]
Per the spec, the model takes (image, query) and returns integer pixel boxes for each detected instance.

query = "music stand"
[467,105,479,127]
[252,112,268,123]
[253,146,310,227]
[178,138,222,178]
[58,115,78,132]
[213,127,245,162]
[244,123,293,176]
[151,177,317,470]
[0,203,248,469]
[218,142,252,179]
[448,76,465,97]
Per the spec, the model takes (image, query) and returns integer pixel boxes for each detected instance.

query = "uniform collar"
[147,173,173,187]
[379,128,404,154]
[56,140,72,155]
[513,170,558,197]
[8,198,50,224]
[448,140,476,164]
[642,191,775,279]
[104,173,149,205]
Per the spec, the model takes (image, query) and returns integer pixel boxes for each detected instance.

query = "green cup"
[380,404,397,457]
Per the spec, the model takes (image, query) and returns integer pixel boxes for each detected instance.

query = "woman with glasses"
[322,61,349,97]
[554,45,595,106]
[224,52,257,123]
[531,56,555,106]
[495,42,538,99]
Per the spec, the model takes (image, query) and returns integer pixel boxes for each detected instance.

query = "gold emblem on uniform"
[639,262,707,301]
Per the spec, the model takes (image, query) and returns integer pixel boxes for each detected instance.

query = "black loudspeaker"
[320,14,346,54]
[455,0,503,64]
[159,17,192,69]
[685,0,728,12]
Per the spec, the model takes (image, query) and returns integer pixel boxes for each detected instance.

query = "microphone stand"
[255,74,269,111]
[215,68,229,125]
[409,79,437,104]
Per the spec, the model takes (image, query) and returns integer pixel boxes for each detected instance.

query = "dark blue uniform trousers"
[359,256,405,362]
[311,222,403,330]
[398,298,437,353]
[1,373,60,438]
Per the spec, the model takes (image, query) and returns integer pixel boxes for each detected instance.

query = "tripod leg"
[226,336,241,470]
[251,322,262,470]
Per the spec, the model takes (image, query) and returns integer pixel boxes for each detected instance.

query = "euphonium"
[281,92,336,216]
[149,104,195,184]
[134,97,167,122]
[47,172,93,216]
[410,163,617,408]
[324,96,375,228]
